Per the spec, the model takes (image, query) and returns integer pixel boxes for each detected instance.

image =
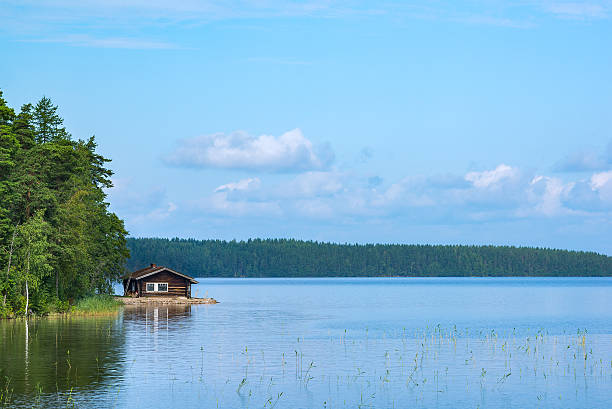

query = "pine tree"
[13,104,36,150]
[33,96,69,144]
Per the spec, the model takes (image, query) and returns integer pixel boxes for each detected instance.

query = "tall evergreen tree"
[13,104,35,150]
[33,96,69,144]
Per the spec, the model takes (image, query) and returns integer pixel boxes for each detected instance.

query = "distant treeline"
[127,238,612,277]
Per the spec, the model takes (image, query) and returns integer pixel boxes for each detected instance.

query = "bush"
[55,299,71,313]
[30,291,53,315]
[0,303,11,318]
[12,295,25,316]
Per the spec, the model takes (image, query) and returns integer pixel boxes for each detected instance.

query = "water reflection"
[3,278,612,408]
[121,304,193,357]
[0,315,125,408]
[122,304,192,322]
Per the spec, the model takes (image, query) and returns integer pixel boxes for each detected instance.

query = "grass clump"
[73,294,122,315]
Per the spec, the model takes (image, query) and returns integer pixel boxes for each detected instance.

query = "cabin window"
[146,283,168,292]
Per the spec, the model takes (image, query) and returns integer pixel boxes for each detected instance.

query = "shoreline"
[116,296,218,305]
[0,296,218,319]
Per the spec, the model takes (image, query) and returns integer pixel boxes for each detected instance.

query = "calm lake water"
[2,277,612,408]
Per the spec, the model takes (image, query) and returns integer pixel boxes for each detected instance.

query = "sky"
[1,1,611,254]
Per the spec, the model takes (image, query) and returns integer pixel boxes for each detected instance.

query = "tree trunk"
[25,249,30,316]
[25,279,29,317]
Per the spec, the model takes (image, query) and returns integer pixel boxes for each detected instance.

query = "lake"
[2,277,612,408]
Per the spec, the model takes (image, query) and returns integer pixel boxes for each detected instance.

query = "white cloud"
[123,163,612,232]
[527,176,574,216]
[368,166,526,216]
[288,171,344,197]
[366,164,608,221]
[590,170,612,190]
[465,164,519,188]
[198,177,281,217]
[234,165,610,221]
[207,192,281,217]
[372,177,437,208]
[166,128,334,172]
[561,171,612,211]
[209,195,281,217]
[591,170,612,204]
[21,34,180,49]
[215,177,261,193]
[545,2,608,19]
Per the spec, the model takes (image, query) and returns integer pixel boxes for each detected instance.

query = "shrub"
[55,299,71,313]
[0,303,10,318]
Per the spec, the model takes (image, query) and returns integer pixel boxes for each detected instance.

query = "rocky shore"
[116,296,218,305]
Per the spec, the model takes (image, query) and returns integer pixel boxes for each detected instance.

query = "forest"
[0,90,129,317]
[127,237,612,278]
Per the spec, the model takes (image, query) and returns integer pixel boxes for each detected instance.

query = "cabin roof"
[128,264,199,284]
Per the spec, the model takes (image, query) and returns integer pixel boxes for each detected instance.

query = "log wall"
[138,271,189,297]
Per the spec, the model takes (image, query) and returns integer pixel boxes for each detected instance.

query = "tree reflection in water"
[0,315,125,408]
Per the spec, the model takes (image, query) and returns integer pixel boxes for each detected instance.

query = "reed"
[73,295,122,315]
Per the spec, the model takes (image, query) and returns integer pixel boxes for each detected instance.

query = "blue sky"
[1,1,611,254]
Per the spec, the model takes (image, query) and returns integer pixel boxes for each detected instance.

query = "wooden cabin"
[123,264,198,298]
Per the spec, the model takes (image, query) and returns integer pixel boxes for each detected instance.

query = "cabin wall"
[138,271,189,297]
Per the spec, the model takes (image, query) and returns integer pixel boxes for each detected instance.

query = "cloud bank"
[108,159,612,253]
[194,164,612,224]
[165,128,334,172]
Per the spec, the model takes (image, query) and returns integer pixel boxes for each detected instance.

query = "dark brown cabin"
[123,264,198,298]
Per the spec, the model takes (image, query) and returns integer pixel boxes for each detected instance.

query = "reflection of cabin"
[123,264,198,298]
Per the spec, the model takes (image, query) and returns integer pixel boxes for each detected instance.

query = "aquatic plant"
[73,295,122,315]
[3,317,610,408]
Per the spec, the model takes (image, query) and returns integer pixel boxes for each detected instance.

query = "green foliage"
[0,90,129,316]
[127,238,612,278]
[33,96,70,143]
[55,299,71,313]
[0,302,10,318]
[74,294,122,314]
